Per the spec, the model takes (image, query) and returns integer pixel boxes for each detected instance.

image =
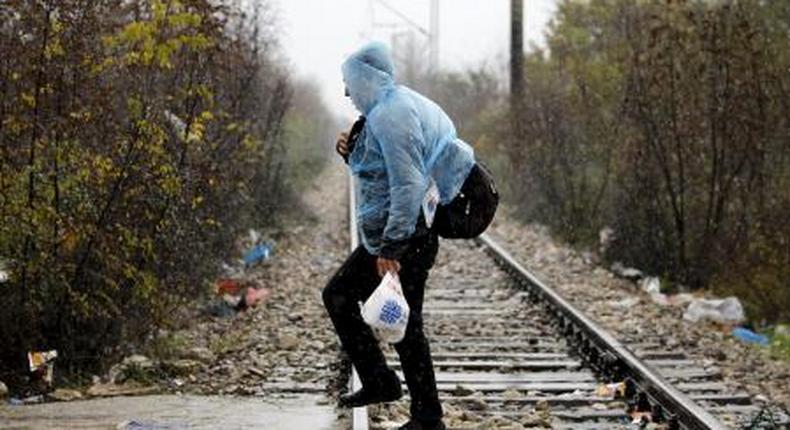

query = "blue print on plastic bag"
[379,299,402,325]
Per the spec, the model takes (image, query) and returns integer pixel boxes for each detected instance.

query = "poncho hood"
[342,41,396,114]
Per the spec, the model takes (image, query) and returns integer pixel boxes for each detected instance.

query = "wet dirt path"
[0,394,336,429]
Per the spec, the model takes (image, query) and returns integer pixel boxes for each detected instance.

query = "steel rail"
[348,173,370,430]
[347,167,725,428]
[477,233,727,430]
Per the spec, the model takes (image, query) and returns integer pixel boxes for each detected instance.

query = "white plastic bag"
[683,297,745,324]
[361,272,410,343]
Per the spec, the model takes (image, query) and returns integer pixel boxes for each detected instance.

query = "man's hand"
[376,257,401,277]
[336,132,350,157]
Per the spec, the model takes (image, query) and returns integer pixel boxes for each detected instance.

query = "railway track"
[345,176,786,430]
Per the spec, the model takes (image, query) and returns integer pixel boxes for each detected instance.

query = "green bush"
[0,0,293,379]
[503,0,790,323]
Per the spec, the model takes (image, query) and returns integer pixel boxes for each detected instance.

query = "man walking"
[322,41,476,430]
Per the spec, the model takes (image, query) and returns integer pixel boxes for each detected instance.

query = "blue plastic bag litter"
[732,327,769,346]
[243,243,272,266]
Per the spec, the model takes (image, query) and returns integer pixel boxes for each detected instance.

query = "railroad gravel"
[487,210,790,413]
[370,239,582,429]
[147,162,350,400]
[73,164,787,428]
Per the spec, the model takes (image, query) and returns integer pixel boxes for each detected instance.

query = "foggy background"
[274,0,558,119]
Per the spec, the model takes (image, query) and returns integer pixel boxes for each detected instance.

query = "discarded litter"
[637,276,669,306]
[216,279,243,296]
[243,243,272,266]
[245,229,261,247]
[649,293,669,306]
[0,259,8,283]
[220,262,244,278]
[610,261,643,281]
[240,286,271,310]
[598,227,615,254]
[594,381,626,398]
[29,350,58,372]
[683,297,745,324]
[28,350,57,385]
[640,277,661,295]
[9,395,44,405]
[630,410,653,424]
[207,279,271,317]
[206,301,236,318]
[361,272,410,343]
[732,327,769,346]
[206,232,274,317]
[222,293,242,308]
[164,110,187,138]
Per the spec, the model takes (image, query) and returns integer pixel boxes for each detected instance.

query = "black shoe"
[397,420,446,430]
[338,369,403,408]
[338,380,402,408]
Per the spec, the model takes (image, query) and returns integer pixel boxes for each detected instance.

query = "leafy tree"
[505,0,790,322]
[0,0,329,384]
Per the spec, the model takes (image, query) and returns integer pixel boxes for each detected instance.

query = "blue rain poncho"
[342,42,476,259]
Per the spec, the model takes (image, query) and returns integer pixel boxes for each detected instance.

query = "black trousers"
[322,232,442,424]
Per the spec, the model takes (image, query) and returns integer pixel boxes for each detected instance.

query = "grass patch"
[145,331,191,361]
[768,325,790,363]
[209,331,246,356]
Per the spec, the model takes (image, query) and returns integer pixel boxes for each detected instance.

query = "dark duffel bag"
[433,162,498,239]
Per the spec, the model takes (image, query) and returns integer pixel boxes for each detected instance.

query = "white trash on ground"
[598,227,615,255]
[610,261,644,281]
[683,297,745,324]
[640,277,661,295]
[640,276,670,306]
[0,259,8,283]
[361,272,410,343]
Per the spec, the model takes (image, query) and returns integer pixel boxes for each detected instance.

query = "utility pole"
[510,0,524,140]
[510,0,524,107]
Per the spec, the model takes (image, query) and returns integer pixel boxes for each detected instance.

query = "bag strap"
[343,116,366,164]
